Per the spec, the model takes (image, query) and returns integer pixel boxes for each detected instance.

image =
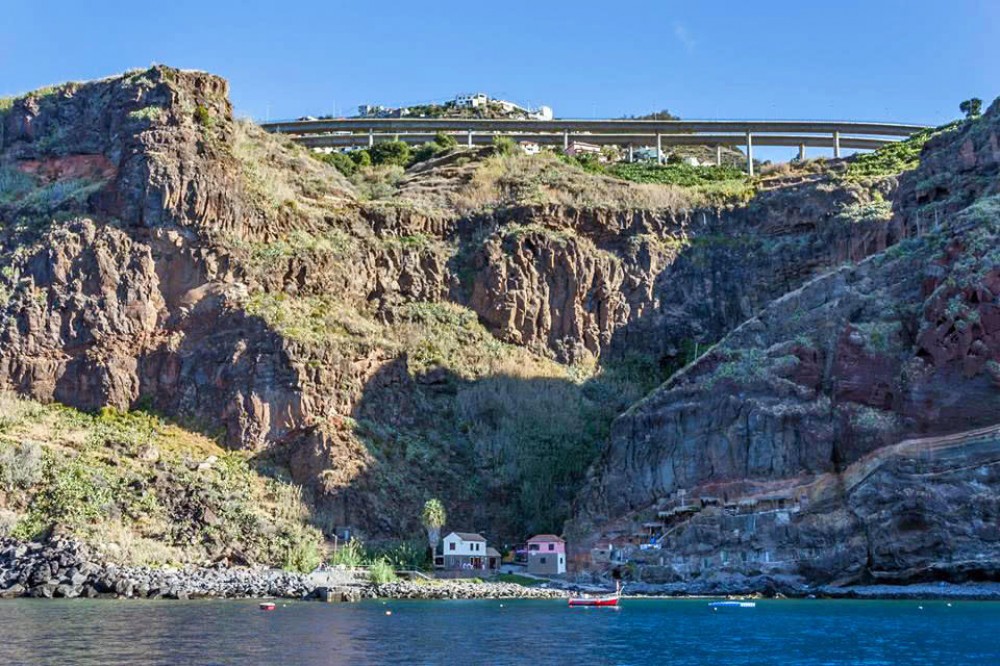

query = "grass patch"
[128,105,166,123]
[493,573,540,586]
[0,394,324,571]
[844,122,961,181]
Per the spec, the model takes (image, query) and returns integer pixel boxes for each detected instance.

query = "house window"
[529,544,539,551]
[540,557,547,564]
[548,544,554,551]
[449,543,456,551]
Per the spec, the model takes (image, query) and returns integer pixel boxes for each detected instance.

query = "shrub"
[845,122,960,181]
[128,106,165,123]
[329,537,366,567]
[350,150,372,167]
[433,132,458,149]
[368,558,398,583]
[313,151,357,177]
[0,441,43,492]
[0,509,18,537]
[492,136,517,156]
[369,141,411,167]
[411,142,441,164]
[0,167,35,203]
[194,105,212,127]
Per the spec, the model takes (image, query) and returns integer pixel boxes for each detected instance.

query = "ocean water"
[0,597,998,665]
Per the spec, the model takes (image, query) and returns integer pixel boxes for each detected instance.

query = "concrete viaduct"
[259,118,929,176]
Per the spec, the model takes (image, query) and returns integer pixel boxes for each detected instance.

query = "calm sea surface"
[0,597,998,665]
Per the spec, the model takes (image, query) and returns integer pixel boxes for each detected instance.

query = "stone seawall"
[0,538,313,600]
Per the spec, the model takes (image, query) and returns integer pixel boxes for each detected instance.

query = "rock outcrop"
[2,65,997,590]
[0,538,314,600]
[571,103,1000,587]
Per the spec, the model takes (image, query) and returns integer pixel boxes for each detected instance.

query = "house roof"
[486,547,502,557]
[446,532,487,542]
[527,534,565,543]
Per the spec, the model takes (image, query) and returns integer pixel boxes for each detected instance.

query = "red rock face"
[571,103,1000,586]
[2,66,997,560]
[16,155,117,182]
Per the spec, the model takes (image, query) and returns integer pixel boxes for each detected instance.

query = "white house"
[519,141,541,156]
[566,141,601,157]
[454,93,488,109]
[530,105,554,121]
[441,532,499,571]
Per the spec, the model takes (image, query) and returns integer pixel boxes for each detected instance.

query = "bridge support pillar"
[563,130,570,152]
[716,145,722,167]
[656,133,663,165]
[798,144,806,161]
[368,130,374,148]
[467,129,473,147]
[833,131,841,158]
[745,132,754,176]
[628,144,634,163]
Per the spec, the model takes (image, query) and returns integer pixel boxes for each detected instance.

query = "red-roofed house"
[526,534,566,574]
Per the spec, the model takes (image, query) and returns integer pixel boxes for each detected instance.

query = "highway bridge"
[260,118,930,176]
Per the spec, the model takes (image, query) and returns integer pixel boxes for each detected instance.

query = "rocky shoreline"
[0,538,314,600]
[585,577,1000,601]
[4,538,998,602]
[362,580,568,600]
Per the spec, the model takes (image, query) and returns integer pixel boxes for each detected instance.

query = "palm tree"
[421,499,447,562]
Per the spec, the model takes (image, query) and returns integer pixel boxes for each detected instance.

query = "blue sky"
[2,1,998,160]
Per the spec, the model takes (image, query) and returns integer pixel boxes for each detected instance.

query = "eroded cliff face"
[3,66,993,570]
[571,103,1000,586]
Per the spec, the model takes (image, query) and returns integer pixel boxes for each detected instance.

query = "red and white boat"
[568,583,622,607]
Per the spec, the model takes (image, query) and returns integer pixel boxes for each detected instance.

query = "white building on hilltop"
[455,93,488,108]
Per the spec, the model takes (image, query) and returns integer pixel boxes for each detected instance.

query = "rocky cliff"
[1,67,996,585]
[571,102,1000,587]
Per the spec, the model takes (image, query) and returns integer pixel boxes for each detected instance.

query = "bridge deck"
[260,117,931,173]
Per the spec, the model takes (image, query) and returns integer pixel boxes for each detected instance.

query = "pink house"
[526,534,566,574]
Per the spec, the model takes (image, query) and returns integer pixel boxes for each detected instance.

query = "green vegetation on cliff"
[0,394,324,571]
[845,122,961,181]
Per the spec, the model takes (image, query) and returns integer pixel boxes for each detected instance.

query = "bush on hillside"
[350,150,372,167]
[434,132,458,149]
[845,123,960,181]
[411,142,441,164]
[369,141,411,167]
[313,151,358,177]
[492,136,517,156]
[0,441,43,492]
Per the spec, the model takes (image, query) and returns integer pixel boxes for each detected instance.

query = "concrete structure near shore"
[260,117,929,176]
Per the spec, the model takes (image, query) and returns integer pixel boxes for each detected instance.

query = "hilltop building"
[356,94,553,120]
[455,92,489,108]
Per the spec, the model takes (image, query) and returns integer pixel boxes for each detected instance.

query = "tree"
[349,149,372,167]
[433,132,458,149]
[421,499,446,555]
[411,142,440,164]
[314,150,357,177]
[960,98,983,119]
[369,141,411,167]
